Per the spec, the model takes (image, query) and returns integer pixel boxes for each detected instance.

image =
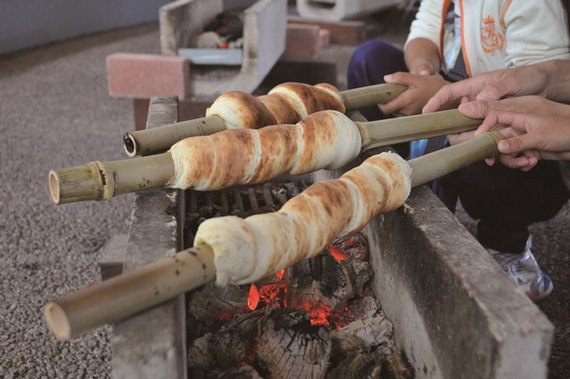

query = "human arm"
[423,0,570,113]
[423,61,570,113]
[378,0,447,116]
[405,38,441,76]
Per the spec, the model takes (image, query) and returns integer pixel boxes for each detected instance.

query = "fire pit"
[106,97,553,379]
[183,182,412,378]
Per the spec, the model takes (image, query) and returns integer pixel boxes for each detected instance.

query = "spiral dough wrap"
[205,82,345,129]
[167,110,362,191]
[194,152,412,286]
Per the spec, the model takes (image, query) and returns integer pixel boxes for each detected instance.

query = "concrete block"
[288,16,368,45]
[282,23,321,60]
[296,0,400,22]
[366,185,553,379]
[160,0,287,96]
[106,53,190,99]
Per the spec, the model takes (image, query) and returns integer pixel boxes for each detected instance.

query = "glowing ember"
[258,282,287,306]
[248,284,260,310]
[328,245,348,261]
[243,235,368,327]
[304,302,333,326]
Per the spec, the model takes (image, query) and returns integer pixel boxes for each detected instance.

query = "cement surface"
[0,16,568,379]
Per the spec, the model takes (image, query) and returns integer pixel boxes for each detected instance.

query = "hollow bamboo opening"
[44,302,71,341]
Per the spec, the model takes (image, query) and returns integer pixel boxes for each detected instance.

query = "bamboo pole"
[410,131,503,187]
[341,83,406,111]
[49,153,174,204]
[125,83,407,157]
[44,245,215,341]
[123,116,227,158]
[49,110,480,205]
[359,109,481,151]
[44,131,503,341]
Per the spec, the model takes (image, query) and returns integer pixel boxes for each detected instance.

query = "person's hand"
[446,96,570,147]
[458,100,570,170]
[379,72,450,116]
[422,65,552,113]
[459,96,570,119]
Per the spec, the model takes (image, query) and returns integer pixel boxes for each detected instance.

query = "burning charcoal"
[383,350,414,379]
[215,364,262,379]
[189,282,248,322]
[210,311,264,370]
[327,351,384,379]
[188,332,215,369]
[330,315,394,355]
[344,260,373,295]
[329,233,369,263]
[257,309,331,379]
[344,293,381,322]
[286,253,355,317]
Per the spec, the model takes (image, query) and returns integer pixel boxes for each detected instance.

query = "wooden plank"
[111,97,187,379]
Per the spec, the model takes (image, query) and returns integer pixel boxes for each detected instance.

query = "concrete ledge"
[99,233,128,280]
[364,185,553,379]
[111,97,187,379]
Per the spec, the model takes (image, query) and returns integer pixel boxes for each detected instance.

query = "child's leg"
[347,39,407,121]
[445,160,569,253]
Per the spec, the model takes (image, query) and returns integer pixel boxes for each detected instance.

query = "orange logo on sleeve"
[481,16,505,54]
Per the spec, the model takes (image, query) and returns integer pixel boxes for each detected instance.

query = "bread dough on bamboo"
[205,82,345,129]
[167,110,362,190]
[194,152,412,286]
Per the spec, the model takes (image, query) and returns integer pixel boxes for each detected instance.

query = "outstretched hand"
[422,66,551,114]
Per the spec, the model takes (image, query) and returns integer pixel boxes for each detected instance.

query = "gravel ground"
[0,19,568,379]
[0,22,159,378]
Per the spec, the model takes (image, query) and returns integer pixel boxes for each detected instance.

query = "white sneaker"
[488,237,553,302]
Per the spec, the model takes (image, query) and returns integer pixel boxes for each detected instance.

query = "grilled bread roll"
[205,82,345,129]
[167,110,362,190]
[194,152,412,286]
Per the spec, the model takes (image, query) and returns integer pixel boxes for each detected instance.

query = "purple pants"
[347,39,570,254]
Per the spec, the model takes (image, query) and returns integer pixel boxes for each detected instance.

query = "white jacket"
[406,0,570,76]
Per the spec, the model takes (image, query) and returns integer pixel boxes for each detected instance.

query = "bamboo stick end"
[123,133,138,158]
[48,170,62,204]
[48,163,105,204]
[44,302,71,341]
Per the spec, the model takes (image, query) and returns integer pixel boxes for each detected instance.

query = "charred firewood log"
[331,313,394,355]
[188,311,264,371]
[327,351,384,379]
[215,364,263,379]
[285,253,355,313]
[257,309,332,379]
[189,282,249,322]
